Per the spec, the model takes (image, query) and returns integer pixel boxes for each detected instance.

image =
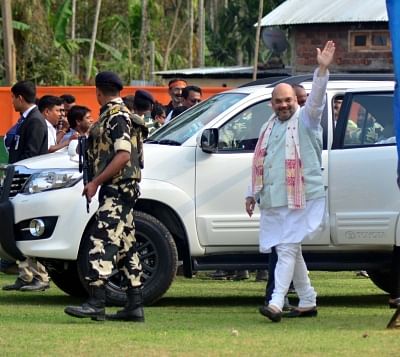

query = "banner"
[386,0,400,178]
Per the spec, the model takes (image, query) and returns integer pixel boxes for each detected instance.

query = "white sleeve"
[164,111,173,124]
[301,68,329,129]
[245,184,254,199]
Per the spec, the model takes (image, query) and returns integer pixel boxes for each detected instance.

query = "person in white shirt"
[246,41,335,323]
[38,95,75,153]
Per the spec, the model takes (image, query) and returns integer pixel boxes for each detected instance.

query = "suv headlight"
[22,169,82,194]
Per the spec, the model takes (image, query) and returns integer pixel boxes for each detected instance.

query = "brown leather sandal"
[259,305,282,322]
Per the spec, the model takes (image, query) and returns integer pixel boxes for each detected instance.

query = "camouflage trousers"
[18,257,49,283]
[86,180,142,289]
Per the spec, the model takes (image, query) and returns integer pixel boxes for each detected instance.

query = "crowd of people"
[1,40,399,327]
[0,73,206,322]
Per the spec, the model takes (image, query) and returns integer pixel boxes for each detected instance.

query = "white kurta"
[46,120,57,149]
[246,68,329,254]
[258,197,326,253]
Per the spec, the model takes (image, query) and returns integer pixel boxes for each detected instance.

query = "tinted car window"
[343,93,395,147]
[148,93,247,145]
[218,100,272,152]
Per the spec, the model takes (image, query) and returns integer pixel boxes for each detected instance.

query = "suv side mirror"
[200,128,219,153]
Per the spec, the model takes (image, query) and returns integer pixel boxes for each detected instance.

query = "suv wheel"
[77,210,178,306]
[45,261,88,297]
[367,269,391,293]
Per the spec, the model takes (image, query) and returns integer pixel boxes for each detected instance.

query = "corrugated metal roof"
[153,66,290,79]
[153,66,254,76]
[260,0,388,26]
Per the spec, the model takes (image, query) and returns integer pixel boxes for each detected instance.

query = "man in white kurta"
[246,41,336,322]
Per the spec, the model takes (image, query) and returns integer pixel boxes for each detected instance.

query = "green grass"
[0,271,398,356]
[0,137,8,163]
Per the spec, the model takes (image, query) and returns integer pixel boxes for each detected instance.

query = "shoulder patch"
[109,107,120,115]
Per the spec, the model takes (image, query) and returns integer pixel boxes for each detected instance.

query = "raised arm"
[303,41,336,128]
[316,40,335,76]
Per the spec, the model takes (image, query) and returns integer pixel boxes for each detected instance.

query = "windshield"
[147,92,248,145]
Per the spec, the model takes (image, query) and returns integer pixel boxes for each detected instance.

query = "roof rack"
[240,73,394,88]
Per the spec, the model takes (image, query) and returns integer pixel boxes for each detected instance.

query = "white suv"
[0,75,397,305]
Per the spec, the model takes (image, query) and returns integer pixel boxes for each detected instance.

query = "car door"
[329,89,400,245]
[195,100,271,247]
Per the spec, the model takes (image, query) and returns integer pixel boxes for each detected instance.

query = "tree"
[1,0,16,84]
[86,0,101,82]
[205,0,285,67]
[0,0,284,85]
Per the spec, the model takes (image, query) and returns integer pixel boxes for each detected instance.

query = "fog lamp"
[29,219,45,237]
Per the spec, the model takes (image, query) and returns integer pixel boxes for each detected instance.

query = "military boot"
[64,285,106,321]
[106,288,144,322]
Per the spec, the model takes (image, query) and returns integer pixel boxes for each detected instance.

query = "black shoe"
[208,270,234,280]
[356,270,369,278]
[388,297,400,309]
[233,270,250,281]
[2,278,30,291]
[255,270,268,282]
[387,306,400,329]
[65,303,106,321]
[283,296,295,312]
[65,285,106,321]
[259,305,282,322]
[107,288,144,322]
[283,307,318,318]
[106,307,144,322]
[19,278,50,292]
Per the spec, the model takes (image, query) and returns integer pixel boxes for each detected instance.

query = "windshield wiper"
[158,139,181,146]
[144,139,159,144]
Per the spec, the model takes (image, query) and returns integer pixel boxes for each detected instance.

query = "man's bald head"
[292,84,307,107]
[271,83,298,121]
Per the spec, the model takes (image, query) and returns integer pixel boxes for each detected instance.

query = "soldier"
[123,90,155,133]
[64,71,148,322]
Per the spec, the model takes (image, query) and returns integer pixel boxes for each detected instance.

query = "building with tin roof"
[260,0,392,74]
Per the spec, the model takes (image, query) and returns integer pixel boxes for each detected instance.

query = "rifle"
[78,136,90,213]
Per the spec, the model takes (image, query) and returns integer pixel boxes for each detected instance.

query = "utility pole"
[198,0,205,67]
[1,0,16,85]
[188,0,194,68]
[86,0,101,82]
[71,0,76,75]
[253,0,264,80]
[139,0,149,81]
[150,41,155,83]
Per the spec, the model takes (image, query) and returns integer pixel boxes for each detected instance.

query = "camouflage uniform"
[86,98,147,289]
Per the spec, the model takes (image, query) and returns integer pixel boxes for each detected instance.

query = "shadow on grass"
[155,295,262,307]
[318,294,387,307]
[153,293,388,308]
[0,290,388,309]
[0,293,83,306]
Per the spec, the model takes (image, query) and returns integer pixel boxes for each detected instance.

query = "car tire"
[45,261,88,298]
[77,210,178,306]
[367,269,392,293]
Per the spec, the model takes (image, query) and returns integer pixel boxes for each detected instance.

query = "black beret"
[135,89,154,104]
[95,71,123,91]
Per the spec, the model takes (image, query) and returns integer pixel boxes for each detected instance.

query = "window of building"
[354,35,367,47]
[349,30,391,52]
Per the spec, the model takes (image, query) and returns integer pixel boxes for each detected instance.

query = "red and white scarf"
[252,110,305,209]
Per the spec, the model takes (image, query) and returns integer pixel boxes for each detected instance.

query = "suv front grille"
[0,166,32,199]
[9,172,31,197]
